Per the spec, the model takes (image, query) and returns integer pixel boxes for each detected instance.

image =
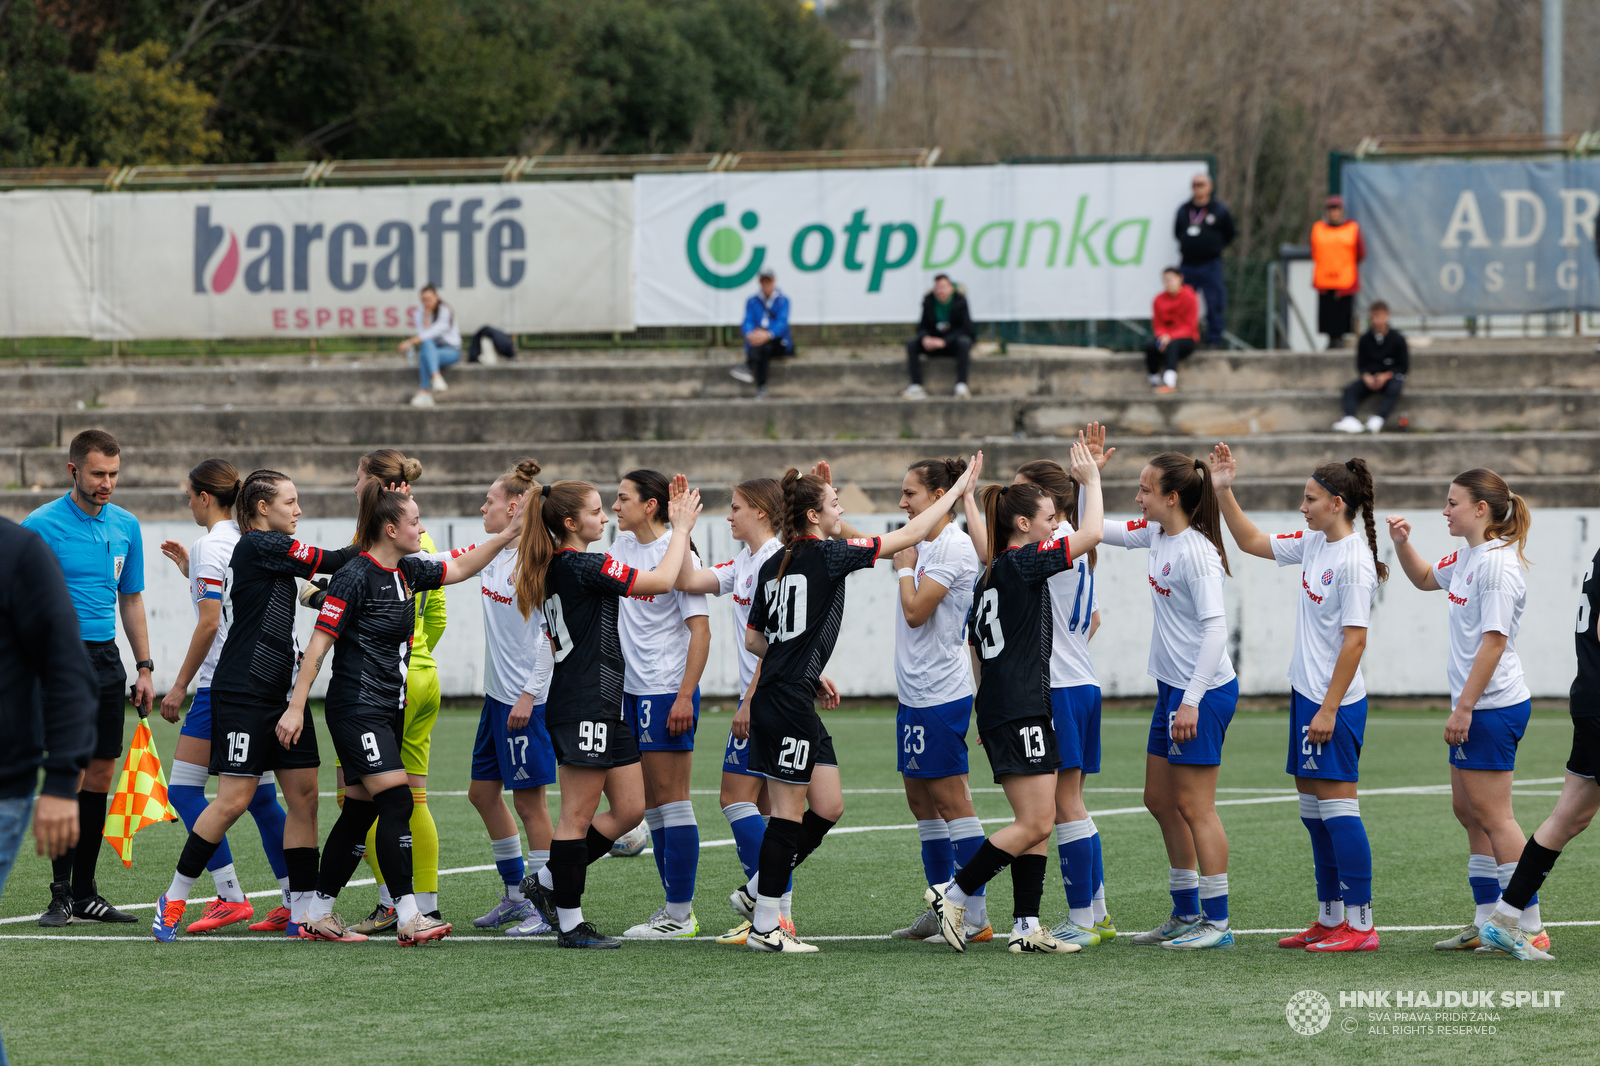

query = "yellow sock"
[411,787,439,894]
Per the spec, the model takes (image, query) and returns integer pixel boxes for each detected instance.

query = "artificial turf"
[0,705,1595,1065]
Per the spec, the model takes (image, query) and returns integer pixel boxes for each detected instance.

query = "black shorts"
[748,684,837,785]
[979,715,1062,782]
[326,706,408,781]
[1566,716,1600,779]
[548,714,641,771]
[209,693,320,777]
[85,640,128,761]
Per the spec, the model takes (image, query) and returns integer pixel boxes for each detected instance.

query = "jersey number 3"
[973,588,1005,659]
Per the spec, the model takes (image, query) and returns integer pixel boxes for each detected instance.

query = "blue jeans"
[0,795,34,907]
[418,340,461,389]
[1180,259,1227,343]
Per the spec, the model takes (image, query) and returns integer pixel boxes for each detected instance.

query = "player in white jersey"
[1388,468,1547,952]
[605,469,712,939]
[884,458,986,944]
[1099,448,1239,950]
[674,477,801,943]
[1211,445,1384,952]
[156,459,291,933]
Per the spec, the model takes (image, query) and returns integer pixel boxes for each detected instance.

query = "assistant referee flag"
[102,718,178,867]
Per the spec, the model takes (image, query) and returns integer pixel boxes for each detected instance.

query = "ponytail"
[355,477,410,551]
[907,456,968,496]
[1015,457,1096,571]
[979,481,1050,584]
[188,458,241,510]
[776,467,828,579]
[1313,457,1389,583]
[513,479,594,619]
[1453,468,1532,568]
[1148,452,1230,576]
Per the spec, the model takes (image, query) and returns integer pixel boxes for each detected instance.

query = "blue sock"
[915,819,954,887]
[1170,868,1200,917]
[247,781,289,880]
[1089,830,1104,899]
[1468,853,1501,906]
[491,835,524,888]
[661,801,699,906]
[1299,794,1340,905]
[723,802,767,880]
[1054,821,1094,910]
[168,763,234,872]
[1199,873,1228,923]
[644,808,668,893]
[1318,798,1371,908]
[948,817,986,898]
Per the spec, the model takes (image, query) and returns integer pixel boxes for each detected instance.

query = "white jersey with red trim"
[443,543,552,706]
[1047,518,1100,690]
[1433,539,1529,709]
[712,536,782,696]
[894,521,979,708]
[1103,518,1236,691]
[611,530,710,694]
[188,519,240,688]
[1269,528,1376,705]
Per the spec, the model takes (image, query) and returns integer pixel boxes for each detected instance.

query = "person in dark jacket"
[1333,301,1408,435]
[0,515,97,907]
[903,274,975,400]
[1174,173,1235,347]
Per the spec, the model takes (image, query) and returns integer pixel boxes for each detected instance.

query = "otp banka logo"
[193,199,528,295]
[687,203,766,289]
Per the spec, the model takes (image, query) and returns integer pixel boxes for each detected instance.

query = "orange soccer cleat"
[248,905,292,932]
[186,899,255,934]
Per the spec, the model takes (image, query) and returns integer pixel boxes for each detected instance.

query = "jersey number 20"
[763,576,808,642]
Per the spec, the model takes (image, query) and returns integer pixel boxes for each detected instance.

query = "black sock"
[756,817,801,900]
[549,838,588,910]
[585,825,614,866]
[71,790,107,899]
[51,848,74,886]
[1503,834,1563,912]
[372,785,414,900]
[176,831,223,879]
[954,839,1015,897]
[1011,853,1047,921]
[284,847,319,894]
[314,799,378,898]
[794,810,836,869]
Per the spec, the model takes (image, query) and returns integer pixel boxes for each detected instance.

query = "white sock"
[1468,853,1497,924]
[1474,901,1496,926]
[916,818,949,841]
[1319,898,1345,928]
[416,891,437,914]
[1199,872,1228,930]
[306,892,335,921]
[665,900,692,922]
[1519,902,1542,932]
[210,863,245,903]
[1091,896,1107,923]
[289,890,313,924]
[166,870,199,903]
[557,906,584,933]
[1069,905,1094,928]
[1013,916,1039,935]
[779,890,793,919]
[378,883,394,908]
[1494,898,1523,921]
[753,894,782,935]
[644,806,665,832]
[538,865,554,891]
[746,873,760,898]
[277,876,291,909]
[527,849,550,873]
[395,894,420,924]
[966,893,988,927]
[1348,901,1374,932]
[944,883,970,908]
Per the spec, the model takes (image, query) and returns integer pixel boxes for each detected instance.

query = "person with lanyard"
[1173,172,1235,348]
[22,429,154,927]
[729,266,793,400]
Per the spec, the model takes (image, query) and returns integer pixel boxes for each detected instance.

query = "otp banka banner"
[89,182,633,339]
[1344,159,1600,315]
[633,162,1203,325]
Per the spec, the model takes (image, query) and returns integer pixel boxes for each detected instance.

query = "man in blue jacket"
[729,265,792,399]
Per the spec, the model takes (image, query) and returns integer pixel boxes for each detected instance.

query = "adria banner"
[89,182,633,339]
[633,162,1205,325]
[1343,159,1600,315]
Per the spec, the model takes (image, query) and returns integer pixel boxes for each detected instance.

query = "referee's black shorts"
[84,639,128,761]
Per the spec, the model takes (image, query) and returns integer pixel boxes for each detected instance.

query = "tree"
[87,40,221,165]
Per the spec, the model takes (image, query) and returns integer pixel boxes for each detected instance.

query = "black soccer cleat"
[556,921,621,949]
[72,883,137,923]
[38,880,73,928]
[520,874,558,929]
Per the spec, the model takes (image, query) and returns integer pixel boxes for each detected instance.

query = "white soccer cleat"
[747,924,819,953]
[892,908,942,939]
[1160,920,1235,950]
[1434,923,1481,951]
[623,906,699,939]
[1332,415,1364,434]
[1047,918,1102,948]
[924,882,967,952]
[1475,911,1554,961]
[923,921,993,945]
[1130,915,1201,945]
[1009,926,1080,954]
[729,884,757,921]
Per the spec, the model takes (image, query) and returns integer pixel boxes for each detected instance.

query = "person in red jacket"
[1144,268,1200,393]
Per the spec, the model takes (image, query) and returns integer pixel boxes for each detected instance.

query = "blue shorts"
[1051,685,1102,774]
[471,696,557,789]
[624,690,699,752]
[722,723,760,777]
[1147,678,1238,766]
[1285,690,1365,781]
[896,696,973,778]
[180,687,214,740]
[1449,699,1532,772]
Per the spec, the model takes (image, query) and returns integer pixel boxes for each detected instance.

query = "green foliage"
[87,41,221,165]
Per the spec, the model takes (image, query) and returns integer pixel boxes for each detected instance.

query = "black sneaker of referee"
[71,881,137,923]
[38,880,74,927]
[556,921,621,949]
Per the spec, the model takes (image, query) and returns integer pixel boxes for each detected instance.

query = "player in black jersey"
[1477,537,1600,960]
[510,477,703,949]
[734,458,977,953]
[151,470,365,942]
[925,442,1103,954]
[278,479,521,945]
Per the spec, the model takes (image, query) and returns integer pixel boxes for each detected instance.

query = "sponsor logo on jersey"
[1148,574,1172,598]
[603,554,629,581]
[290,540,317,563]
[1302,574,1324,605]
[1277,531,1303,539]
[1302,755,1319,771]
[316,595,347,628]
[1038,538,1060,552]
[847,537,876,548]
[1448,591,1468,606]
[733,594,752,607]
[482,585,515,606]
[714,559,735,569]
[1128,519,1148,531]
[1321,569,1334,586]
[1438,551,1459,570]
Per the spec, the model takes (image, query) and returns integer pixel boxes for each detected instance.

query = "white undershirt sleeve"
[1181,617,1228,708]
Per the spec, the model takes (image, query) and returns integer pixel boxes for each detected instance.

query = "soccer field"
[1,705,1595,1065]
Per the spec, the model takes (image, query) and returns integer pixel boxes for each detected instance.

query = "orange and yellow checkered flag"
[102,718,179,867]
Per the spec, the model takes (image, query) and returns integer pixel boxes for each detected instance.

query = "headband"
[541,484,552,498]
[1311,473,1341,499]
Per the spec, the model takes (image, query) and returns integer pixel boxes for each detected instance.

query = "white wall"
[112,510,1591,703]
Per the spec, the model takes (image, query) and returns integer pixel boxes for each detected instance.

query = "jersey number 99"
[578,720,608,753]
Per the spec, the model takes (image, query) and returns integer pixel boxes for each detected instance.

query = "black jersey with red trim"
[1572,544,1600,717]
[748,536,881,693]
[542,548,639,726]
[315,552,446,716]
[968,537,1073,730]
[212,530,332,705]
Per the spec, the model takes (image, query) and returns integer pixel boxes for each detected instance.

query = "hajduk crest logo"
[1161,562,1171,577]
[1322,569,1334,586]
[1466,572,1474,586]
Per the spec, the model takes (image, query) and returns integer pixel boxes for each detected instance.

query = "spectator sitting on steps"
[729,265,793,400]
[399,283,460,407]
[903,274,974,400]
[1333,300,1408,435]
[1144,267,1199,394]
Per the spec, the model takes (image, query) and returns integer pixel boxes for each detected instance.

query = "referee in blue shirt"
[22,429,155,925]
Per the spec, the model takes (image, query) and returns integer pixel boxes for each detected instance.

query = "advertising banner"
[1343,159,1600,315]
[0,190,94,336]
[633,162,1206,325]
[90,181,633,339]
